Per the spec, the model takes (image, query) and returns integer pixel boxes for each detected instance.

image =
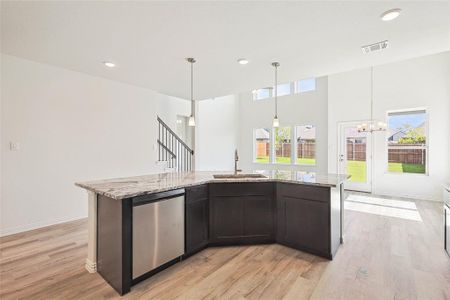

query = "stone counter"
[75,170,348,200]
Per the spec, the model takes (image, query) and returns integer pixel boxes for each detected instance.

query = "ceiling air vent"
[361,40,389,54]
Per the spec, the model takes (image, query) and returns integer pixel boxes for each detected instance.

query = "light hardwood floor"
[1,195,449,300]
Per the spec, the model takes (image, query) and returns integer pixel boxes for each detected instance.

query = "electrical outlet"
[10,142,20,151]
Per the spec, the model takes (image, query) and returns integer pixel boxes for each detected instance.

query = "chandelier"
[357,66,387,133]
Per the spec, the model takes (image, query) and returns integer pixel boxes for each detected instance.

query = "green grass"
[256,156,424,179]
[256,156,270,163]
[346,160,366,183]
[297,158,316,165]
[255,156,316,165]
[388,162,425,174]
[347,160,426,182]
[275,157,291,164]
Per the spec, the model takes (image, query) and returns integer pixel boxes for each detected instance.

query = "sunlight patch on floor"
[345,194,423,222]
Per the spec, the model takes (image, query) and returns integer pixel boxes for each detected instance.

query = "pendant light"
[357,66,387,133]
[186,58,196,127]
[272,62,280,128]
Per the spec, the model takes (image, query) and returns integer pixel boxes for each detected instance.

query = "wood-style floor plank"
[1,195,449,300]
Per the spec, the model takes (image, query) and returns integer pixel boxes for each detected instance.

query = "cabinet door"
[210,196,244,242]
[209,183,274,244]
[185,185,209,255]
[186,198,208,254]
[278,196,329,255]
[244,195,274,238]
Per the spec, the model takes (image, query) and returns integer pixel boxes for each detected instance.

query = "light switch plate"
[10,142,20,151]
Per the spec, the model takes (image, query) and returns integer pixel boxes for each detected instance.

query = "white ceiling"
[1,1,449,100]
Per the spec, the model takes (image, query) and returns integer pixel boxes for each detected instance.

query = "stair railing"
[157,116,194,171]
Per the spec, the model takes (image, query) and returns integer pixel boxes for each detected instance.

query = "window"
[274,127,292,164]
[252,88,271,101]
[276,83,292,97]
[295,78,316,93]
[253,78,315,101]
[295,125,316,165]
[254,128,270,163]
[387,109,427,174]
[253,125,318,165]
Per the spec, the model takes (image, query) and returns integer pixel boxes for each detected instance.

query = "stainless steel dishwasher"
[132,194,185,279]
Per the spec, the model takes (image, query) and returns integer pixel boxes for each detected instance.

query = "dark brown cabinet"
[210,195,244,239]
[243,195,273,237]
[185,185,209,255]
[276,183,333,258]
[96,181,343,296]
[209,183,275,244]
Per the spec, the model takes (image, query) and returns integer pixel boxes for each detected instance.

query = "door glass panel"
[345,127,367,183]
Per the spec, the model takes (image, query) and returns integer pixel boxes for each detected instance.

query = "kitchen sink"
[213,173,267,179]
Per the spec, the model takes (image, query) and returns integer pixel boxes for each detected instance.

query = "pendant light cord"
[274,65,278,117]
[191,61,194,117]
[371,66,374,125]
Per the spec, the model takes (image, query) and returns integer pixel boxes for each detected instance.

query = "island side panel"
[85,191,97,273]
[340,183,346,243]
[97,195,132,295]
[330,184,342,258]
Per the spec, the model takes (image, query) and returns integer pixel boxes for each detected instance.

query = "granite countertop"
[75,170,349,200]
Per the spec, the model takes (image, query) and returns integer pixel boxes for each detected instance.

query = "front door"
[338,122,372,192]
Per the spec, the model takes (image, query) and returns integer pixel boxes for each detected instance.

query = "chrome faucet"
[234,149,242,175]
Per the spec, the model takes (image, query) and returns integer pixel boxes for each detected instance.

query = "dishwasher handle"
[132,188,185,206]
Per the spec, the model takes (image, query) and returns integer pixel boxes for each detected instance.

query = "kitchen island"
[76,170,347,295]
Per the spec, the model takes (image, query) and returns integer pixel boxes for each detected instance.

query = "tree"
[275,127,291,144]
[397,124,426,144]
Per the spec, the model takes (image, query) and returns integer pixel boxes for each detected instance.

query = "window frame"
[252,125,317,166]
[253,128,272,164]
[385,108,429,176]
[252,82,296,101]
[252,88,272,101]
[294,125,317,166]
[295,78,316,94]
[275,82,294,98]
[273,126,293,164]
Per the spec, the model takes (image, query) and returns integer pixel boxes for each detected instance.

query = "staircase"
[157,116,194,172]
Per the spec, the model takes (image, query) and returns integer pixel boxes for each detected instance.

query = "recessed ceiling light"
[103,61,116,68]
[380,8,401,21]
[237,58,249,65]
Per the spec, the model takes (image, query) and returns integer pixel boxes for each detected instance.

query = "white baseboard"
[0,214,87,237]
[349,190,441,202]
[85,258,97,273]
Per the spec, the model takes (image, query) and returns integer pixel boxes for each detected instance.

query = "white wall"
[238,77,329,173]
[327,68,372,170]
[196,95,239,171]
[0,54,190,236]
[2,51,449,236]
[328,51,450,201]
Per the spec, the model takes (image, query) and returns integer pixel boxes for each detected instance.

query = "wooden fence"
[257,141,426,165]
[256,141,270,157]
[346,142,426,164]
[256,141,315,158]
[346,143,366,161]
[388,144,426,165]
